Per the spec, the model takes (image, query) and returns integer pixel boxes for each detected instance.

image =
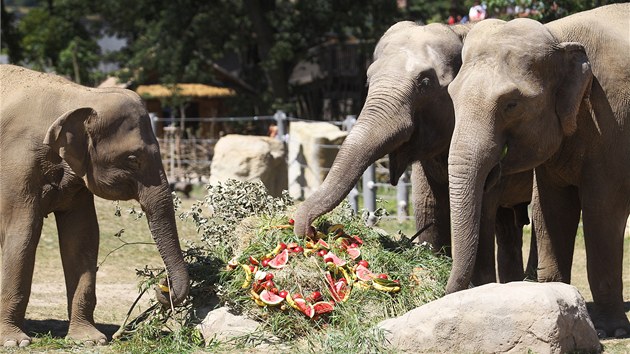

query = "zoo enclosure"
[152,111,413,222]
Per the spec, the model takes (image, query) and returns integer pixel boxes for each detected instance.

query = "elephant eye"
[416,77,432,93]
[504,100,521,116]
[127,155,140,168]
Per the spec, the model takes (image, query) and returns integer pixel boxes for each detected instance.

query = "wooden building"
[136,83,236,139]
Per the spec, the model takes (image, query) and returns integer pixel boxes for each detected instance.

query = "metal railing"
[151,111,413,222]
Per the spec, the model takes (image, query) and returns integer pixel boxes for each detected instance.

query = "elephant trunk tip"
[292,201,319,238]
[155,272,190,307]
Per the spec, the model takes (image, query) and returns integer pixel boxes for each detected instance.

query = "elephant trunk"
[293,79,414,236]
[446,121,500,294]
[138,176,190,306]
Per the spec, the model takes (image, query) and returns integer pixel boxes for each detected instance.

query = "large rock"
[197,307,286,349]
[287,121,347,200]
[378,282,601,353]
[210,134,287,197]
[197,307,260,345]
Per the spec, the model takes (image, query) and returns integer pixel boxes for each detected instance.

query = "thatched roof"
[97,76,131,89]
[136,83,236,99]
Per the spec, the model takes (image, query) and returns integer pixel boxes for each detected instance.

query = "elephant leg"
[495,206,525,283]
[524,225,538,280]
[471,193,498,286]
[54,190,105,345]
[581,193,630,338]
[412,160,451,255]
[532,169,580,283]
[0,208,42,347]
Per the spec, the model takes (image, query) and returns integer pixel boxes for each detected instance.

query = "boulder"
[210,134,287,197]
[378,282,601,353]
[287,121,347,200]
[197,307,288,349]
[197,307,260,344]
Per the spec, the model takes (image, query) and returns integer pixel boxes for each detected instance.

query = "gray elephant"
[0,65,190,346]
[292,21,534,284]
[446,4,630,337]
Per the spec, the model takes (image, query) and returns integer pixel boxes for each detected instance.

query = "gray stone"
[287,121,347,200]
[378,282,601,353]
[196,307,260,345]
[209,134,287,197]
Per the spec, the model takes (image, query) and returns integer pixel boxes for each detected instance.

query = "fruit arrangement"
[226,220,401,319]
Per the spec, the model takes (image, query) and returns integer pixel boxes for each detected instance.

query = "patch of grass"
[28,333,75,351]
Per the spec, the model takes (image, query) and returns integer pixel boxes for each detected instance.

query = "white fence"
[153,111,412,222]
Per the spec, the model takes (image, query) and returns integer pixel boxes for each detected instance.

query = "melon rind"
[313,301,335,315]
[268,249,289,269]
[260,289,284,306]
[323,251,346,267]
[347,248,360,260]
[355,264,375,281]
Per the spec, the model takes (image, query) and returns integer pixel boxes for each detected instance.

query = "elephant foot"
[66,323,107,345]
[590,311,630,339]
[1,325,31,347]
[596,327,629,339]
[3,339,30,347]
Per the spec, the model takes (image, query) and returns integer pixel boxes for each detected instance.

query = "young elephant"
[446,4,630,337]
[0,65,190,346]
[292,22,534,285]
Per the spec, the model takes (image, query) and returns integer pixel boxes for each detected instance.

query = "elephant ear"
[44,107,96,177]
[554,42,593,136]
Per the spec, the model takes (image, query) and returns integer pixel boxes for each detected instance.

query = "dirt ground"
[1,196,629,352]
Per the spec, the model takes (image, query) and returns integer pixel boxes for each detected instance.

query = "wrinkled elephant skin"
[447,4,630,337]
[0,65,190,346]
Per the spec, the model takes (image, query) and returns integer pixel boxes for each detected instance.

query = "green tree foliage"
[15,0,102,85]
[5,0,619,114]
[95,0,414,114]
[481,0,626,22]
[1,0,23,63]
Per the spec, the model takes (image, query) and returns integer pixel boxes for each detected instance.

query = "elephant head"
[43,92,190,305]
[294,21,469,237]
[445,19,592,293]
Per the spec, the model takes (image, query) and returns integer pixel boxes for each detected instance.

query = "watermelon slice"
[268,249,289,269]
[317,239,330,249]
[334,280,347,295]
[303,304,315,318]
[351,235,364,245]
[325,271,350,302]
[329,281,349,302]
[313,301,335,315]
[260,289,284,306]
[294,297,315,318]
[355,264,375,281]
[346,247,360,260]
[248,256,260,266]
[322,251,346,267]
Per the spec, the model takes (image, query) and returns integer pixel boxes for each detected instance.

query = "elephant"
[0,64,190,346]
[292,21,535,284]
[446,4,630,337]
